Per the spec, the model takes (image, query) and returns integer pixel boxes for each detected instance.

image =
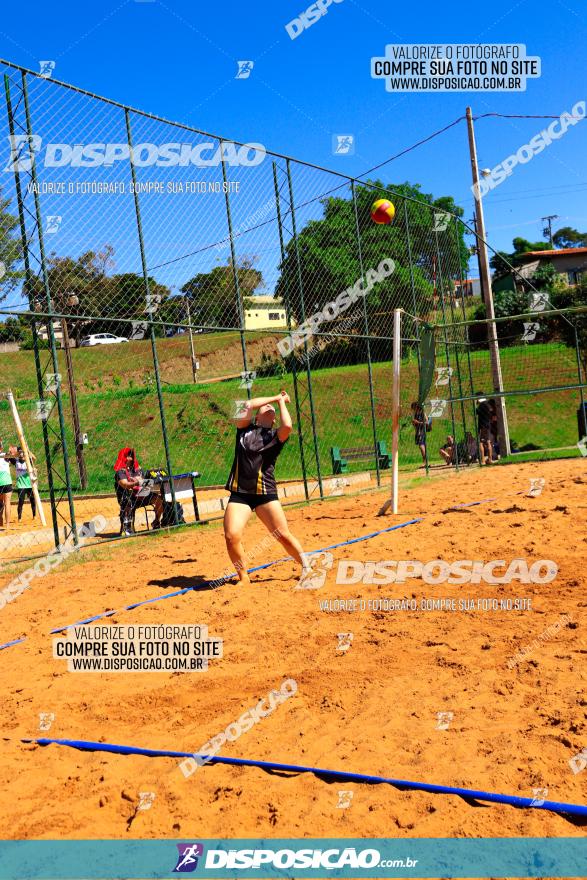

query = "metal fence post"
[454,218,482,467]
[273,161,309,500]
[22,71,78,545]
[286,159,323,499]
[574,324,586,435]
[404,201,429,476]
[351,180,380,486]
[4,73,61,550]
[124,108,178,523]
[433,228,459,469]
[442,222,469,449]
[220,140,250,399]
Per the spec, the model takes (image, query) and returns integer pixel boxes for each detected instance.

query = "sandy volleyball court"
[0,457,585,844]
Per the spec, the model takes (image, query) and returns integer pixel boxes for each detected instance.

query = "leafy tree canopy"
[274,179,468,339]
[28,247,170,341]
[0,189,24,303]
[490,237,551,280]
[552,226,587,249]
[181,257,263,329]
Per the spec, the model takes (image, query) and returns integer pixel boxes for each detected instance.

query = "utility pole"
[61,295,87,489]
[185,295,198,383]
[541,215,558,247]
[466,106,511,457]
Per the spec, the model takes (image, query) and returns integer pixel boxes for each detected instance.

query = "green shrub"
[19,330,50,350]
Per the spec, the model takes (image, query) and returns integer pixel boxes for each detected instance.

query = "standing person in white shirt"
[11,446,36,521]
[0,439,14,529]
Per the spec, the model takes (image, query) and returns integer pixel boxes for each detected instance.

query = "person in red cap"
[114,447,164,535]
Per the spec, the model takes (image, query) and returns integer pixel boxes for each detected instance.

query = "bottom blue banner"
[0,838,585,879]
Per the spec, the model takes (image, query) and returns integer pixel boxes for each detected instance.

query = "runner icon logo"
[174,843,204,873]
[296,551,334,589]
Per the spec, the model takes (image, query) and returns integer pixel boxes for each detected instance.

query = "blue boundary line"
[0,517,422,650]
[27,737,587,818]
[0,636,26,651]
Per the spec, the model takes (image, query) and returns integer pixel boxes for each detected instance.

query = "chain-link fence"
[0,59,585,562]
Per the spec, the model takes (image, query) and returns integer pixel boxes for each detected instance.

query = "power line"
[474,112,585,121]
[355,116,466,179]
[462,183,587,206]
[473,181,587,198]
[356,111,586,180]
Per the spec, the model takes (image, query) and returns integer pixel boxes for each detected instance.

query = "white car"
[80,333,129,347]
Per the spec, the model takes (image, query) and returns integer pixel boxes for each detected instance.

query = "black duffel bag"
[161,500,186,527]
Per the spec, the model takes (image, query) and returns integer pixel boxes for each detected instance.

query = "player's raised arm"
[233,393,284,428]
[248,394,284,410]
[276,391,292,442]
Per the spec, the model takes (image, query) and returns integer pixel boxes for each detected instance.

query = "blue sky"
[0,0,585,301]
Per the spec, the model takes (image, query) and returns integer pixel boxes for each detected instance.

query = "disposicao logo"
[173,843,204,873]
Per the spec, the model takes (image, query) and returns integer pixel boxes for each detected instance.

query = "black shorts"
[228,491,278,510]
[0,484,13,494]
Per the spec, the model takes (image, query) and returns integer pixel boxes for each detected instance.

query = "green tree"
[0,316,24,342]
[158,295,189,328]
[551,281,587,379]
[473,262,576,347]
[0,189,23,304]
[29,247,170,341]
[511,237,551,254]
[274,180,468,341]
[552,226,587,249]
[490,237,551,281]
[181,257,263,329]
[102,273,170,337]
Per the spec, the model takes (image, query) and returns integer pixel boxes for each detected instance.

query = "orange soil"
[0,457,586,846]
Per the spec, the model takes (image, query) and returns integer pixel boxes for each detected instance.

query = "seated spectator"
[114,447,164,536]
[439,435,456,465]
[465,431,478,463]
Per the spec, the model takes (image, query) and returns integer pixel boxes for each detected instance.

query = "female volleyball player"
[224,390,307,585]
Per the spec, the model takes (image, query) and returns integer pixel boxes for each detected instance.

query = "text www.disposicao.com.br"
[69,657,201,671]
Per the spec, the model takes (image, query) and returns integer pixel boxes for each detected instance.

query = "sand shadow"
[147,574,228,591]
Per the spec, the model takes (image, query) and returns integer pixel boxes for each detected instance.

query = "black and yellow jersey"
[225,424,287,495]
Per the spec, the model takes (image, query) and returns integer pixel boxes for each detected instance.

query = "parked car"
[80,333,129,347]
[164,327,198,337]
[164,327,188,338]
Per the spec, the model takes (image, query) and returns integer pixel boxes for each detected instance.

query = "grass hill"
[1,334,582,494]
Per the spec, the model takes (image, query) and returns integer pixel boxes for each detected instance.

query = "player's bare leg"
[255,500,307,571]
[1,491,11,529]
[223,501,253,585]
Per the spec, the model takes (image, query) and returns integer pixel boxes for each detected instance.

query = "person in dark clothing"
[224,390,307,585]
[114,447,164,535]
[439,435,456,465]
[12,447,36,520]
[464,430,479,463]
[489,398,501,461]
[411,402,428,463]
[476,395,493,464]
